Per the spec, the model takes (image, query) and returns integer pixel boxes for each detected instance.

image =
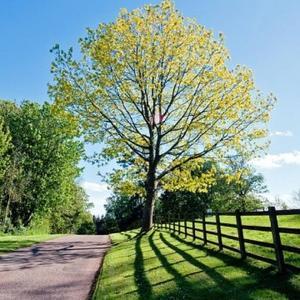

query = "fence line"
[154,207,300,273]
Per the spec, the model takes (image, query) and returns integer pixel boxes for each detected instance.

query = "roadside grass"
[0,234,63,254]
[94,216,300,300]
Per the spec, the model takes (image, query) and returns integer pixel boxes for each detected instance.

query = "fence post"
[235,209,246,259]
[173,217,175,233]
[192,217,196,240]
[202,212,207,245]
[269,206,285,273]
[184,215,187,238]
[178,214,181,235]
[216,211,223,251]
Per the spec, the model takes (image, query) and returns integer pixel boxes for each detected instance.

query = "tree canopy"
[50,0,275,230]
[0,116,11,182]
[0,100,94,233]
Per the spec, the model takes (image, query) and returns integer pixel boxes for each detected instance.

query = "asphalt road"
[0,235,111,300]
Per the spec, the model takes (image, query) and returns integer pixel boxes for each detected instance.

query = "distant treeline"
[95,161,277,234]
[0,100,95,234]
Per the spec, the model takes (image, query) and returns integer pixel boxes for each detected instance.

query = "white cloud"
[265,193,299,209]
[270,130,293,137]
[88,195,109,216]
[251,151,300,169]
[265,193,292,202]
[80,181,109,192]
[79,181,112,216]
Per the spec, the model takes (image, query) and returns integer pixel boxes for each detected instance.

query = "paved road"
[0,235,111,300]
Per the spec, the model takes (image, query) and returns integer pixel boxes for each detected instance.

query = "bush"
[77,220,96,234]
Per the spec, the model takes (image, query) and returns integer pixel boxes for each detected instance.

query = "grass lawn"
[0,234,62,254]
[94,216,300,300]
[188,214,300,268]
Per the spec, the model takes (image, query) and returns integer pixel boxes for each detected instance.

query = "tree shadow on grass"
[120,232,132,240]
[113,230,142,246]
[148,230,195,299]
[130,230,238,299]
[156,231,245,300]
[134,233,153,300]
[130,229,299,300]
[169,232,300,299]
[159,233,236,287]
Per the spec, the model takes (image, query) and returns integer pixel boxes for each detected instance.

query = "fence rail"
[154,207,300,273]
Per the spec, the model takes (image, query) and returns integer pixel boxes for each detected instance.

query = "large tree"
[0,100,89,231]
[50,0,275,231]
[0,117,12,223]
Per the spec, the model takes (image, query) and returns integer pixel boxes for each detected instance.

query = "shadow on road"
[0,238,110,273]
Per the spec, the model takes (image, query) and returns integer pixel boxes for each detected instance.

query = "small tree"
[50,0,275,231]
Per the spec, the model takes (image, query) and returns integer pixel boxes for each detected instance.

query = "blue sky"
[1,0,300,215]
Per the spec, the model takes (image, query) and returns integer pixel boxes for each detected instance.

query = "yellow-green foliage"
[50,0,275,195]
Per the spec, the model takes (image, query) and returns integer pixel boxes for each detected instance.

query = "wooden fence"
[154,207,300,273]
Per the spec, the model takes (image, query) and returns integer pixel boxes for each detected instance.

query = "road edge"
[87,234,112,300]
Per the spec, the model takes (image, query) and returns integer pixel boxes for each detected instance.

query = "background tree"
[105,193,143,232]
[294,190,300,207]
[0,100,93,233]
[0,117,12,226]
[50,184,95,234]
[50,0,275,231]
[272,196,288,210]
[209,159,267,212]
[94,215,119,235]
[156,162,266,219]
[156,190,208,220]
[0,116,11,182]
[92,192,143,234]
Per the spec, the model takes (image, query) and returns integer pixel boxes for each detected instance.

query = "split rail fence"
[154,207,300,273]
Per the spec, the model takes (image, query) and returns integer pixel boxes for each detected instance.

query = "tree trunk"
[240,196,246,212]
[141,169,156,232]
[4,194,11,226]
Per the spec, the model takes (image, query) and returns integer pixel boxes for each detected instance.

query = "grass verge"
[0,234,63,254]
[93,227,300,300]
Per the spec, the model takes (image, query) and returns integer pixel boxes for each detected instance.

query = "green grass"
[94,222,300,300]
[192,214,300,268]
[0,234,62,254]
